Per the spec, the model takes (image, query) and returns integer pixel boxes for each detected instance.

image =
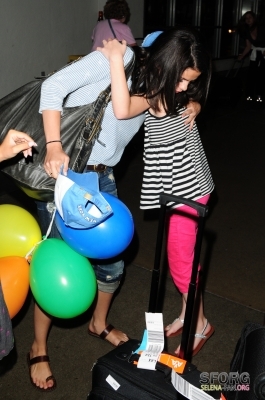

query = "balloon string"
[42,207,56,240]
[25,208,57,263]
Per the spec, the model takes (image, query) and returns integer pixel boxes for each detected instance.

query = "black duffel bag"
[226,322,265,400]
[0,56,134,202]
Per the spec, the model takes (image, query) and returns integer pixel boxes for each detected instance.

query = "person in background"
[237,11,265,102]
[91,0,137,51]
[98,28,215,357]
[0,130,37,162]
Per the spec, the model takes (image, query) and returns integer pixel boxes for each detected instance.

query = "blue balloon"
[55,192,134,259]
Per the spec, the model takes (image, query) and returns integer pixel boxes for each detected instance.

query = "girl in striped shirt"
[99,27,215,357]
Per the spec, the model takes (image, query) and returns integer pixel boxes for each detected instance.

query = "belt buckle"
[94,164,106,172]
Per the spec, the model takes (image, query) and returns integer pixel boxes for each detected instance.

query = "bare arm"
[42,110,69,177]
[0,130,37,162]
[98,39,149,118]
[99,40,202,125]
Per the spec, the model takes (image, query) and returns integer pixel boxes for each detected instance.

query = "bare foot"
[174,320,214,357]
[88,321,129,346]
[165,317,184,337]
[28,350,55,390]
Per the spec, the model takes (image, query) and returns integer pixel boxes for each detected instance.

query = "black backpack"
[226,322,265,400]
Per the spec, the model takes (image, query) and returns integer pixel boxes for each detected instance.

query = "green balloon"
[30,238,97,318]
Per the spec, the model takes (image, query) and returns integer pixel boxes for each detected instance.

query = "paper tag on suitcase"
[171,370,224,400]
[137,313,164,370]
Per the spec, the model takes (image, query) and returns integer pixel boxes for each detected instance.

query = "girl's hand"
[44,143,69,179]
[0,129,37,162]
[97,39,127,61]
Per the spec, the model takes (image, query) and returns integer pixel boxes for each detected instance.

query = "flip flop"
[88,324,125,347]
[27,353,57,392]
[174,320,215,358]
[192,320,215,356]
[165,317,184,337]
[175,320,215,357]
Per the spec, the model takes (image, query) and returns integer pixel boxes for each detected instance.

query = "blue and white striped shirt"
[39,47,145,166]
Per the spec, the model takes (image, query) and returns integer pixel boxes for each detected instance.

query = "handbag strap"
[108,19,117,39]
[82,53,135,141]
[66,52,136,173]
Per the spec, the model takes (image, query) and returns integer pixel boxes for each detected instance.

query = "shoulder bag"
[0,55,134,202]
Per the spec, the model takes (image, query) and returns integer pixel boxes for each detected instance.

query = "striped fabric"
[140,109,214,209]
[39,47,145,167]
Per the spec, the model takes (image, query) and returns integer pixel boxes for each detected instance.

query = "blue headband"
[141,31,163,47]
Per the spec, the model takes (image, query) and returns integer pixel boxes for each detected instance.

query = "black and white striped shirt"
[39,47,145,167]
[140,109,214,209]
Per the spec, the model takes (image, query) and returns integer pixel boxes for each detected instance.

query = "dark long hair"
[130,27,212,115]
[236,11,257,38]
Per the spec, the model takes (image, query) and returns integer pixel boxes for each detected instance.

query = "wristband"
[46,140,62,145]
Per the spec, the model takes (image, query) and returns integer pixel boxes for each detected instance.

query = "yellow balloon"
[0,204,42,257]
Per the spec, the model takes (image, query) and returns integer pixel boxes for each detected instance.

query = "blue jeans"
[35,167,124,293]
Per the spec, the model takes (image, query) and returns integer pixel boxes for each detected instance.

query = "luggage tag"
[171,370,226,400]
[158,352,186,374]
[133,344,187,374]
[133,313,188,374]
[134,312,164,370]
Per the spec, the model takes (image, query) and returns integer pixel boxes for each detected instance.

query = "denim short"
[35,167,124,293]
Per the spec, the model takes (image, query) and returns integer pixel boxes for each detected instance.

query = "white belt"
[250,46,265,61]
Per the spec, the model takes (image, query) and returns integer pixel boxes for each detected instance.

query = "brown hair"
[103,0,131,23]
[236,11,257,37]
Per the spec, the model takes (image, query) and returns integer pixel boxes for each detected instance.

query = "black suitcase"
[88,194,222,400]
[88,338,222,399]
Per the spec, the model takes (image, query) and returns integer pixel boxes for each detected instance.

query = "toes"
[165,326,174,335]
[107,329,129,346]
[174,347,180,356]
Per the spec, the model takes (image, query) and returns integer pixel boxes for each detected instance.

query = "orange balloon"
[0,256,30,318]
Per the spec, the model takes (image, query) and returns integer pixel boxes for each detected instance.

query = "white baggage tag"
[171,370,219,400]
[137,312,164,370]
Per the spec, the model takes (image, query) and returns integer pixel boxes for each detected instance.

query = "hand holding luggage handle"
[148,193,208,361]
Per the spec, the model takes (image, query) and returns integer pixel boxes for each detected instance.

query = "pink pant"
[167,194,210,294]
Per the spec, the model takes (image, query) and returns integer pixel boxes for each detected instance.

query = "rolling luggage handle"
[148,193,208,361]
[225,58,245,79]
